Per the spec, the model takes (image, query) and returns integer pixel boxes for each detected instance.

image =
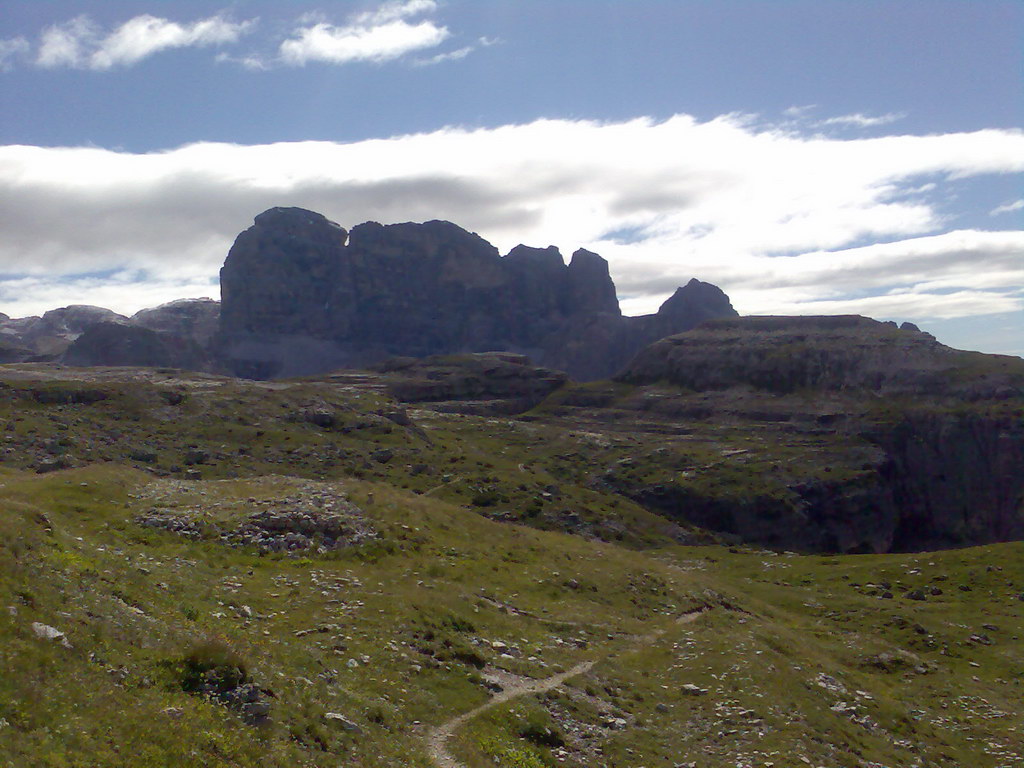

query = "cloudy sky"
[1,0,1022,355]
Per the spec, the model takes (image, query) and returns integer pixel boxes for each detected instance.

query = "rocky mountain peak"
[505,244,566,271]
[3,208,739,380]
[565,248,621,317]
[657,278,735,320]
[253,206,347,238]
[218,207,735,379]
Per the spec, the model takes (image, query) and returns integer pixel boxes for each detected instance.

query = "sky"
[1,0,1022,356]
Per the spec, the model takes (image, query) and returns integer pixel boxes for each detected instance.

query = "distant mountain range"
[1,207,738,380]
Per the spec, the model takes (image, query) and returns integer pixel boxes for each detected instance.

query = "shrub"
[518,711,564,748]
[479,736,548,768]
[179,636,248,695]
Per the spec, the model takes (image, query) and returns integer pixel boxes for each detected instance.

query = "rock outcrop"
[371,351,570,414]
[607,315,1024,552]
[618,315,1024,398]
[132,298,220,347]
[218,207,738,380]
[62,322,211,371]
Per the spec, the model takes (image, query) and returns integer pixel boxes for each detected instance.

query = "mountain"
[61,321,212,371]
[0,305,129,359]
[131,298,221,347]
[0,208,737,380]
[218,207,738,380]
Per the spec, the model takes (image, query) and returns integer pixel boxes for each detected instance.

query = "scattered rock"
[813,673,847,694]
[370,448,394,464]
[36,456,75,474]
[303,409,337,429]
[136,486,375,554]
[31,622,72,649]
[324,712,363,733]
[183,449,209,466]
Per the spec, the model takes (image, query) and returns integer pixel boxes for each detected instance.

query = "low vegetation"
[0,363,1021,766]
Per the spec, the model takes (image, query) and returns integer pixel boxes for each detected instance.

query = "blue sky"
[1,1,1022,355]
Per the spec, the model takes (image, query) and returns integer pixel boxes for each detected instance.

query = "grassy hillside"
[0,364,1021,767]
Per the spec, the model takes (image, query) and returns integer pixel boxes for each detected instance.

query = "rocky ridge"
[218,207,738,380]
[618,314,1021,398]
[598,315,1024,552]
[0,300,219,369]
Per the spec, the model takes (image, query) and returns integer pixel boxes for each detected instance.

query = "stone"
[36,456,75,474]
[31,622,72,649]
[681,683,708,695]
[303,409,337,429]
[240,700,271,725]
[370,448,394,464]
[183,449,209,465]
[324,712,363,733]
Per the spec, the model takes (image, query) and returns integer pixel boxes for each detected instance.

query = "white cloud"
[0,36,30,71]
[16,3,461,72]
[990,199,1024,216]
[279,5,449,67]
[37,15,99,68]
[0,272,217,320]
[414,36,499,67]
[783,104,816,118]
[0,115,1021,337]
[90,15,256,70]
[818,112,907,128]
[353,0,439,26]
[415,45,474,66]
[693,230,1024,321]
[35,13,254,70]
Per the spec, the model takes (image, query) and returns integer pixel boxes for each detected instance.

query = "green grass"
[0,364,1021,766]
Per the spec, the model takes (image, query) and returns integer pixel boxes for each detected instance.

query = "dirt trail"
[422,475,464,497]
[425,608,709,768]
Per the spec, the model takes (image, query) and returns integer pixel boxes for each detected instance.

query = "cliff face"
[619,315,960,394]
[218,207,737,379]
[609,316,1024,552]
[873,411,1024,551]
